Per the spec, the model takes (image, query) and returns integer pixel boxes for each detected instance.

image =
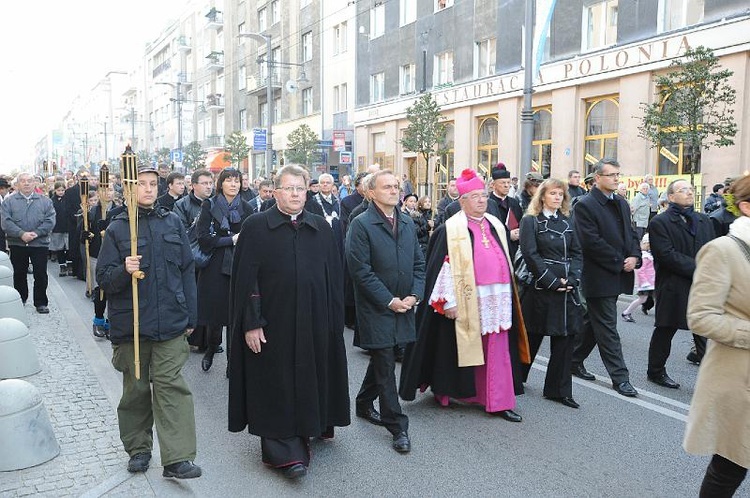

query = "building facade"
[353,0,750,198]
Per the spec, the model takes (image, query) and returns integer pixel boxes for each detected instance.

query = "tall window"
[300,0,311,6]
[658,0,704,33]
[435,0,454,11]
[370,4,385,39]
[373,132,386,166]
[271,0,280,25]
[302,88,313,116]
[656,94,701,175]
[274,97,281,124]
[434,51,454,86]
[400,0,417,26]
[333,83,348,112]
[532,107,552,178]
[271,47,281,82]
[258,8,267,32]
[475,38,496,78]
[477,116,498,173]
[334,22,348,55]
[239,109,247,131]
[238,65,247,90]
[370,72,385,103]
[238,22,246,39]
[582,0,618,52]
[400,63,415,94]
[584,96,619,173]
[302,32,313,62]
[260,102,268,127]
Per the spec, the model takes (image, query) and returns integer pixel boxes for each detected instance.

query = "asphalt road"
[53,263,747,497]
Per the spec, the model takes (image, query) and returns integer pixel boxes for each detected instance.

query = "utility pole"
[176,81,183,162]
[130,107,136,148]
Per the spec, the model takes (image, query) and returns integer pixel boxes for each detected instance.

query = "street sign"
[333,131,346,152]
[340,151,352,164]
[171,149,183,163]
[253,128,267,151]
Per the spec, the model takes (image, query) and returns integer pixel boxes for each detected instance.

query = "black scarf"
[215,194,242,230]
[668,202,697,235]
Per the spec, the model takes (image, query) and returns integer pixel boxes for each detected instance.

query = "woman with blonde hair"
[684,174,750,496]
[519,178,583,408]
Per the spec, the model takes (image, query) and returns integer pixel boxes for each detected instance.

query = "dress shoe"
[355,405,384,426]
[613,381,638,397]
[392,432,411,453]
[281,463,307,479]
[497,410,523,422]
[127,452,151,473]
[648,373,680,389]
[36,306,50,314]
[571,364,595,381]
[162,461,202,479]
[686,348,702,365]
[201,351,215,372]
[621,312,635,323]
[547,396,580,409]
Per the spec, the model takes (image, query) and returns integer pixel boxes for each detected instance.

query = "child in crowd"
[621,233,655,323]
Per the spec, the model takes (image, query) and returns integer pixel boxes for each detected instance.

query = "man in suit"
[488,163,523,257]
[570,159,642,397]
[646,179,714,388]
[249,180,274,213]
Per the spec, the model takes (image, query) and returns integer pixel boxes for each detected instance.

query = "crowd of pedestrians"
[1,160,748,495]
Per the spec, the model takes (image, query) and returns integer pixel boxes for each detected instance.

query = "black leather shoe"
[127,452,151,473]
[162,461,202,479]
[648,373,680,389]
[613,381,638,397]
[497,410,523,422]
[356,405,384,426]
[201,351,215,372]
[571,364,595,381]
[281,463,307,479]
[36,306,50,314]
[686,349,702,365]
[547,396,580,409]
[392,432,411,453]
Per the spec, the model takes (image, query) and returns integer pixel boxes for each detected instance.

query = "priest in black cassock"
[227,164,350,480]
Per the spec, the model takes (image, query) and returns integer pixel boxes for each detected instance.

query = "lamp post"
[239,33,274,176]
[156,81,183,164]
[520,0,535,179]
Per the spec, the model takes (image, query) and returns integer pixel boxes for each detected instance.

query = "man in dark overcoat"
[228,165,350,480]
[346,170,425,454]
[646,179,714,388]
[570,159,642,397]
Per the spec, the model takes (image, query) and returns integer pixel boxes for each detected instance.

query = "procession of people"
[2,159,749,495]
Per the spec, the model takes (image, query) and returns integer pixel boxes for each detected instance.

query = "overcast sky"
[0,0,190,174]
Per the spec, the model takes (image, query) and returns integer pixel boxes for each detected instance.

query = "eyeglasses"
[675,187,694,194]
[598,172,622,178]
[277,186,307,194]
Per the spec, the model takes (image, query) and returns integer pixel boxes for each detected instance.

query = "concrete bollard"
[0,379,60,471]
[0,266,11,287]
[0,318,41,379]
[0,251,10,270]
[0,285,28,327]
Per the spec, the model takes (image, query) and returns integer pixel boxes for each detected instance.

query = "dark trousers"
[357,347,408,435]
[572,296,629,384]
[93,286,107,318]
[9,245,49,306]
[700,454,747,498]
[647,326,708,377]
[523,334,574,398]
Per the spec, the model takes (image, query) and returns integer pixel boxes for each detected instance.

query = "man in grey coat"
[346,170,425,454]
[0,173,56,313]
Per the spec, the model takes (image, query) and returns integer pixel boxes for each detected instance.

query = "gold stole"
[446,211,530,367]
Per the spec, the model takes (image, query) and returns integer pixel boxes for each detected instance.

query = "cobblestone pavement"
[0,274,154,498]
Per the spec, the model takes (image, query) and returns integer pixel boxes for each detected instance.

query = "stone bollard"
[0,285,28,327]
[0,318,41,379]
[0,251,10,270]
[0,265,11,287]
[0,379,60,471]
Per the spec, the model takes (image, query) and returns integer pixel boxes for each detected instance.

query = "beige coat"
[684,216,750,468]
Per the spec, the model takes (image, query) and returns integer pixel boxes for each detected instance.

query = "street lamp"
[156,81,183,164]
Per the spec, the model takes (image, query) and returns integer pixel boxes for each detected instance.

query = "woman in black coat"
[50,182,71,276]
[519,178,583,408]
[402,194,429,257]
[196,168,253,371]
[416,195,434,255]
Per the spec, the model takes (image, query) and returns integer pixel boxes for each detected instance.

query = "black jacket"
[51,194,70,233]
[573,187,641,298]
[649,206,714,330]
[96,207,197,344]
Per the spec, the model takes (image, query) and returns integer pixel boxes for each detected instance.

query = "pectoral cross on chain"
[479,222,491,249]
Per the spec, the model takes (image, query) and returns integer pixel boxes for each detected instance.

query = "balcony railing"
[201,134,223,148]
[176,35,191,52]
[205,94,225,110]
[245,73,282,96]
[205,51,224,71]
[177,72,193,86]
[152,60,171,78]
[205,8,223,29]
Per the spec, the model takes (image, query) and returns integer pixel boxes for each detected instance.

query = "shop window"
[437,123,455,199]
[584,96,619,173]
[533,107,552,178]
[477,116,498,176]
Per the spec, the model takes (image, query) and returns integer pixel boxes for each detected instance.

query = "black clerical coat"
[399,222,527,402]
[228,207,350,438]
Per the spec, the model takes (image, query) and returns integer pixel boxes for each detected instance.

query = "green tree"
[223,131,251,170]
[400,93,447,189]
[285,124,320,166]
[638,45,737,186]
[136,150,151,168]
[156,147,172,165]
[183,141,207,172]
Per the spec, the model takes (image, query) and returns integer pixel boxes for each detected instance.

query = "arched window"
[477,116,498,178]
[584,96,619,173]
[656,94,701,176]
[533,107,552,178]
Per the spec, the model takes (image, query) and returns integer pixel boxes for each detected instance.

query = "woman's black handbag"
[187,218,213,269]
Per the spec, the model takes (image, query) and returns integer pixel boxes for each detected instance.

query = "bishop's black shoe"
[355,405,384,426]
[571,364,595,381]
[497,410,523,422]
[281,463,307,479]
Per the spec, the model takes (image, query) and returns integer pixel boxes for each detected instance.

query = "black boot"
[201,348,216,372]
